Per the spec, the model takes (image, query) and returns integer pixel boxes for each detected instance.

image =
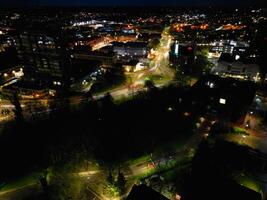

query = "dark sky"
[0,0,264,6]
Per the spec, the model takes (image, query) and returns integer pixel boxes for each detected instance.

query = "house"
[126,184,169,200]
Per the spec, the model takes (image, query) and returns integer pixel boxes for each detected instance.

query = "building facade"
[212,60,260,82]
[14,29,71,89]
[113,42,148,59]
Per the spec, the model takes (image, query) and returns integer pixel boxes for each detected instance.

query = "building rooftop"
[219,53,258,65]
[112,41,147,48]
[126,185,169,200]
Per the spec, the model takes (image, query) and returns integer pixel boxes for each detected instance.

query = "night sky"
[0,0,264,6]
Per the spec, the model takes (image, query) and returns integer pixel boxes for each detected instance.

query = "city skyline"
[0,0,265,6]
[0,4,266,200]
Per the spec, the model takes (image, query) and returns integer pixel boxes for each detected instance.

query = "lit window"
[219,98,226,104]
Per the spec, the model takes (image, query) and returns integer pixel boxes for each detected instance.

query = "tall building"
[0,32,24,87]
[13,27,71,89]
[112,42,148,60]
[209,40,249,55]
[169,41,196,67]
[212,53,260,82]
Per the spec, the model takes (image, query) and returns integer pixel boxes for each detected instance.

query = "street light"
[241,135,247,143]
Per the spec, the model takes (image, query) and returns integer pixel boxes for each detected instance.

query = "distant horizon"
[0,0,266,7]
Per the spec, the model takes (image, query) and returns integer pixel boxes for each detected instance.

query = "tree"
[25,100,46,119]
[175,70,190,86]
[101,92,115,117]
[47,169,87,200]
[116,169,126,194]
[9,91,24,124]
[144,79,155,90]
[107,170,114,184]
[251,19,267,85]
[48,94,71,119]
[39,176,48,193]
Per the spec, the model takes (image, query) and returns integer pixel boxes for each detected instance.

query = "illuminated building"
[210,40,249,55]
[72,50,116,67]
[169,41,195,67]
[126,185,169,200]
[190,75,256,122]
[0,66,24,87]
[14,29,71,89]
[113,42,148,59]
[212,54,260,82]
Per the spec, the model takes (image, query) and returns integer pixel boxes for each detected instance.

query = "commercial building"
[209,40,249,55]
[169,41,196,67]
[113,42,148,59]
[0,33,23,87]
[0,66,24,87]
[212,54,260,82]
[13,28,71,89]
[187,75,256,123]
[72,50,116,67]
[126,185,169,200]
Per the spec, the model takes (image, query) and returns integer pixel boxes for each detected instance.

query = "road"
[0,26,177,200]
[227,113,267,154]
[79,118,208,200]
[225,94,267,154]
[0,184,41,200]
[0,26,175,125]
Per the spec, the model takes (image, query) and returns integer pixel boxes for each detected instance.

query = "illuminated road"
[226,112,267,154]
[128,27,175,84]
[0,26,175,126]
[0,184,41,200]
[150,27,175,79]
[75,133,202,200]
[68,27,177,200]
[0,27,176,198]
[76,118,208,200]
[225,94,267,154]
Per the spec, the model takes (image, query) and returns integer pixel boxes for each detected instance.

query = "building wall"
[212,61,260,81]
[14,31,71,88]
[113,45,147,58]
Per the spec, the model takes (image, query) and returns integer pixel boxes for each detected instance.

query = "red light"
[187,47,193,51]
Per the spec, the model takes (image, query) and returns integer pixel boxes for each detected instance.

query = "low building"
[0,35,22,87]
[187,75,256,123]
[126,185,169,200]
[72,50,116,67]
[209,40,249,55]
[113,42,148,59]
[169,41,196,67]
[13,27,71,89]
[2,80,49,99]
[0,66,24,87]
[212,54,260,82]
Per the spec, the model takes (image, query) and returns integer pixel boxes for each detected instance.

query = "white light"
[235,55,240,60]
[219,98,226,104]
[207,81,215,88]
[175,41,179,55]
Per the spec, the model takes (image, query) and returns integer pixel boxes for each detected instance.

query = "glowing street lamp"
[219,98,226,105]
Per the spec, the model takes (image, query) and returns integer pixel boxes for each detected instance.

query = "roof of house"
[126,185,169,200]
